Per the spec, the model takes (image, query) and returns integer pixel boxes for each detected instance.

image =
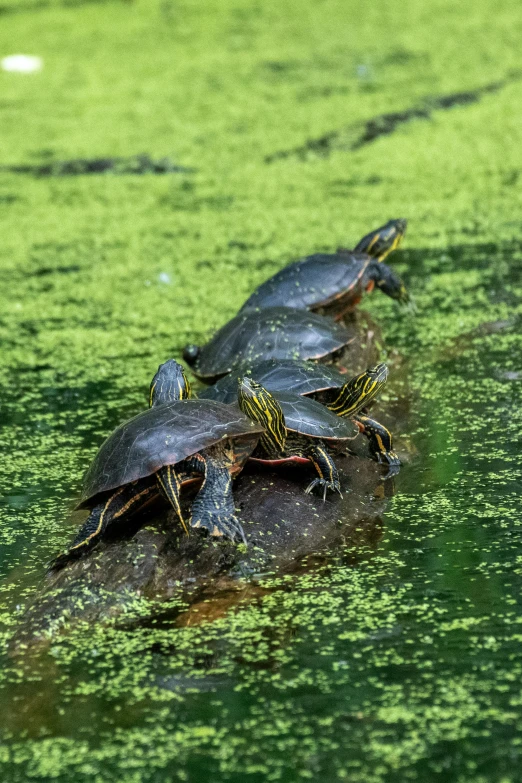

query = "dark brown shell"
[240,252,370,313]
[78,400,264,508]
[190,307,355,382]
[275,392,359,440]
[199,359,347,404]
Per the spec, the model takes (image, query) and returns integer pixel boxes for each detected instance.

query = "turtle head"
[372,261,411,305]
[238,376,287,454]
[149,360,191,407]
[327,363,388,417]
[182,344,200,366]
[354,219,407,261]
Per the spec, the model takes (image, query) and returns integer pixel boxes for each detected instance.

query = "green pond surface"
[1,0,522,779]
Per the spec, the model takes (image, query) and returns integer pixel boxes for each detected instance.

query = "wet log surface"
[14,454,397,648]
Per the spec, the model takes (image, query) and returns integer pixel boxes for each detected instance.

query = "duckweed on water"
[1,0,522,779]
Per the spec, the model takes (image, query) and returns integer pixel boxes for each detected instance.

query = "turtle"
[208,360,398,473]
[49,360,265,571]
[236,376,359,499]
[238,219,409,318]
[183,306,356,383]
[198,358,348,404]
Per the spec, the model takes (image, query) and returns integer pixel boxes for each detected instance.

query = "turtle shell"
[199,359,347,404]
[189,307,355,382]
[274,392,359,441]
[239,252,370,314]
[78,399,264,508]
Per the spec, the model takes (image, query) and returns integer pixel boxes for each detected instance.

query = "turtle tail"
[48,482,156,573]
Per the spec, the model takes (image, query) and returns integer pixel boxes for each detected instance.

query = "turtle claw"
[381,464,401,480]
[375,450,401,479]
[219,514,247,544]
[400,293,417,314]
[304,478,342,500]
[46,552,70,574]
[191,512,247,544]
[47,545,86,574]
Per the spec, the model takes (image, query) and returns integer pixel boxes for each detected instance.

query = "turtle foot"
[46,549,78,575]
[375,450,401,478]
[191,511,247,544]
[305,478,343,502]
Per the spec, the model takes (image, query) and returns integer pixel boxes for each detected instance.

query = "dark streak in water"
[0,155,195,178]
[0,0,132,15]
[265,73,521,162]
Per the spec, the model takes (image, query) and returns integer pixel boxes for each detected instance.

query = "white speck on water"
[1,55,43,73]
[158,272,172,284]
[356,64,370,79]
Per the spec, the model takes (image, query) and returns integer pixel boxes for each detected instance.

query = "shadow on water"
[0,371,154,580]
[0,371,153,451]
[387,238,522,299]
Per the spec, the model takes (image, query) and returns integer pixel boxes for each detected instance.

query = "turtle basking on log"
[51,358,397,571]
[239,218,409,318]
[234,363,398,497]
[238,378,359,499]
[198,358,349,403]
[183,307,357,383]
[50,360,264,570]
[201,359,399,471]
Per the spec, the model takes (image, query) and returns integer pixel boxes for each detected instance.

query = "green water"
[1,0,522,779]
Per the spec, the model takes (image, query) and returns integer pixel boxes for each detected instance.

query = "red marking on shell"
[249,456,311,466]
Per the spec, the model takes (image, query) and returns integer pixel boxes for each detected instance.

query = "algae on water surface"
[1,0,522,780]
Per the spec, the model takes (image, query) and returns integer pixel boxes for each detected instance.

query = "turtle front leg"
[156,464,189,536]
[48,480,156,572]
[304,441,342,501]
[355,414,400,475]
[185,454,246,544]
